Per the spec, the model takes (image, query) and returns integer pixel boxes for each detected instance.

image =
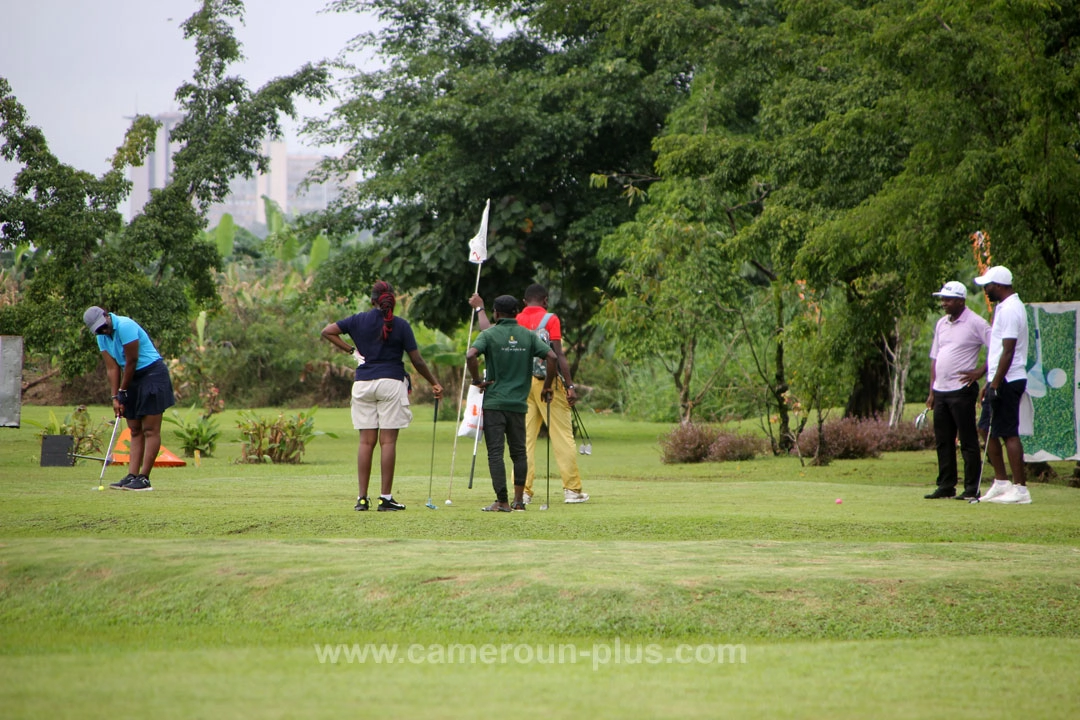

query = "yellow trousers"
[524,376,584,495]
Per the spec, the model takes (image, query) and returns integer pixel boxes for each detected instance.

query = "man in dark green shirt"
[467,295,556,512]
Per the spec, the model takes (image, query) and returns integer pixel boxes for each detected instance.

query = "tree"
[618,0,1080,422]
[309,0,685,351]
[0,0,329,376]
[596,179,743,423]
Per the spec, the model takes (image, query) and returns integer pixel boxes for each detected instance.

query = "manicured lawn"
[2,404,1078,718]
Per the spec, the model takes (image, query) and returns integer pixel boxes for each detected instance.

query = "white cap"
[931,281,967,299]
[974,266,1013,286]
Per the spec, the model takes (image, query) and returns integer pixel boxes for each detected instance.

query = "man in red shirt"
[470,285,590,503]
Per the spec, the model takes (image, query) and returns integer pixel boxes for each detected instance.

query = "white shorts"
[351,378,413,430]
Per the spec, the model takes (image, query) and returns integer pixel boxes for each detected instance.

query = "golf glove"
[353,349,366,366]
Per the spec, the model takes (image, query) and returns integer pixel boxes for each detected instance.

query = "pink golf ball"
[835,498,843,504]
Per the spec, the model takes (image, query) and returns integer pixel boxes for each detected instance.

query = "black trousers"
[933,383,982,496]
[482,409,527,503]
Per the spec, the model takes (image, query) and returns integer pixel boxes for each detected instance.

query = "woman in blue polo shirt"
[83,306,176,492]
[320,281,443,512]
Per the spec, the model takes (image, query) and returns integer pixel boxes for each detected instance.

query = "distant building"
[129,112,351,231]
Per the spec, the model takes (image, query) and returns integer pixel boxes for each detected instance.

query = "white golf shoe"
[522,492,532,505]
[564,489,589,504]
[980,479,1013,503]
[988,484,1032,504]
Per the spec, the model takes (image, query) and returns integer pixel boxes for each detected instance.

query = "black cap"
[493,295,519,316]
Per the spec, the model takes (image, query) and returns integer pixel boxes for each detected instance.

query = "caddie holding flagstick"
[470,284,590,504]
[466,295,557,512]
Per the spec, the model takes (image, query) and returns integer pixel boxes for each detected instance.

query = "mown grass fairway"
[2,405,1079,718]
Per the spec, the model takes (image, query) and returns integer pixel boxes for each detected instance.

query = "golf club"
[540,399,551,511]
[94,419,121,490]
[467,404,483,490]
[971,401,994,503]
[572,403,592,455]
[913,408,929,431]
[425,398,440,510]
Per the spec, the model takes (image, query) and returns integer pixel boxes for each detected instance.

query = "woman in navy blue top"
[321,281,443,511]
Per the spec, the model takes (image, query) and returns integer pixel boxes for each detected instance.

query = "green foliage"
[0,0,329,378]
[24,405,109,458]
[597,179,745,422]
[164,405,223,457]
[784,285,855,464]
[236,407,335,464]
[311,0,684,338]
[213,214,236,258]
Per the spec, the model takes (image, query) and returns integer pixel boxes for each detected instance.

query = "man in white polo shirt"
[974,266,1031,504]
[925,281,991,500]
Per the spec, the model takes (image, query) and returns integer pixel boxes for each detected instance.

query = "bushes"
[236,408,336,464]
[660,424,719,463]
[25,405,109,458]
[708,432,766,462]
[661,416,934,465]
[794,416,934,461]
[660,424,764,464]
[164,406,222,457]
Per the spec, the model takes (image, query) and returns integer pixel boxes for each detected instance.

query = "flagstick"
[447,260,483,503]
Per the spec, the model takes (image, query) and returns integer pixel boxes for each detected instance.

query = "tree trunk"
[845,340,891,419]
[677,335,697,424]
[773,286,792,450]
[884,318,919,427]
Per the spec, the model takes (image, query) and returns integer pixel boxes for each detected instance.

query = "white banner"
[457,384,485,438]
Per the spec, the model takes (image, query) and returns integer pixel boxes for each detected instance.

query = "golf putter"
[467,405,483,490]
[540,399,551,510]
[425,398,440,509]
[96,419,122,490]
[467,371,486,490]
[972,404,994,503]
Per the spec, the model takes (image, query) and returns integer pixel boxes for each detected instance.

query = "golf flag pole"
[447,199,490,503]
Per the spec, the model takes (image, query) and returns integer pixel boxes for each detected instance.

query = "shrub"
[660,423,719,464]
[707,431,765,462]
[236,407,336,464]
[795,417,882,461]
[879,419,935,452]
[794,416,935,461]
[164,406,222,457]
[26,405,109,458]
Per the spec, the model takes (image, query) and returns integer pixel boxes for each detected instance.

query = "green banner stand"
[1021,302,1080,462]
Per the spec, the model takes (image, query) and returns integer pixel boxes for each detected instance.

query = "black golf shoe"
[124,475,153,492]
[377,496,406,511]
[110,474,137,490]
[924,487,956,499]
[355,496,371,511]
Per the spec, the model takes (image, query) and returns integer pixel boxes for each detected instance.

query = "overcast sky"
[0,0,379,188]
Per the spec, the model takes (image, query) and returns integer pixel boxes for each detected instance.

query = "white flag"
[468,199,489,264]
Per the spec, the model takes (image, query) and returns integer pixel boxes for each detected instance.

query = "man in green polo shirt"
[466,295,556,512]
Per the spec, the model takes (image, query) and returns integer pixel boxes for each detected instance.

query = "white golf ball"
[1046,368,1067,389]
[445,499,453,505]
